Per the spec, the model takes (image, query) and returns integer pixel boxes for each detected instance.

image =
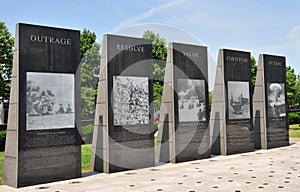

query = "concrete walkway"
[1,139,300,192]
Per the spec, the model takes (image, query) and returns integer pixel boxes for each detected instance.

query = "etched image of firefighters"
[26,72,75,130]
[227,81,250,120]
[267,83,286,118]
[113,76,149,125]
[177,79,206,122]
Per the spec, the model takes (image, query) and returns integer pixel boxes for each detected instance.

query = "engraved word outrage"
[30,35,72,45]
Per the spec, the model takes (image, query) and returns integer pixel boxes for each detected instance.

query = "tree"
[142,30,168,112]
[80,29,97,59]
[286,66,298,107]
[79,28,98,121]
[286,67,300,124]
[80,29,99,143]
[153,81,164,111]
[80,42,100,120]
[295,73,300,106]
[142,30,167,83]
[0,22,14,100]
[250,56,257,94]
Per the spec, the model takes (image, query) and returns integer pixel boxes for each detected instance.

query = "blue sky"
[1,0,300,89]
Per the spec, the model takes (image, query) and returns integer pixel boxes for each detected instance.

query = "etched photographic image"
[178,79,206,122]
[267,83,286,118]
[113,76,149,126]
[26,72,75,130]
[227,81,250,120]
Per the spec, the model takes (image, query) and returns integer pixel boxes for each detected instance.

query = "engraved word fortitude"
[226,56,248,62]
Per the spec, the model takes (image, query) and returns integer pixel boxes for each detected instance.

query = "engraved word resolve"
[116,43,145,52]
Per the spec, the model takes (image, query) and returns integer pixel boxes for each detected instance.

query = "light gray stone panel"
[96,80,107,104]
[212,84,224,102]
[4,130,18,158]
[2,156,17,187]
[210,102,225,120]
[161,82,174,103]
[99,60,107,81]
[253,85,264,102]
[253,101,264,117]
[7,104,18,131]
[214,66,224,85]
[9,77,18,104]
[164,62,173,83]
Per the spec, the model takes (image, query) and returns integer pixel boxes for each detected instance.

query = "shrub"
[289,112,300,125]
[0,130,6,151]
[81,124,94,144]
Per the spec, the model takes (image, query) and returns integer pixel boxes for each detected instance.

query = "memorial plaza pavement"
[1,138,299,192]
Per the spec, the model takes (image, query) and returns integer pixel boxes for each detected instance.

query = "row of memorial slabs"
[2,23,289,188]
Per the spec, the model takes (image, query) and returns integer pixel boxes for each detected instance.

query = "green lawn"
[82,144,92,172]
[289,124,300,138]
[290,129,300,138]
[289,124,300,129]
[0,151,3,184]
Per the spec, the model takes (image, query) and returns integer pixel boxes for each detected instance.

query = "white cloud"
[115,0,187,30]
[287,24,300,57]
[251,43,292,53]
[288,25,300,39]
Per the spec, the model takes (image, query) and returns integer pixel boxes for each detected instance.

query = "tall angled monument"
[253,54,289,149]
[91,34,154,173]
[210,49,254,155]
[2,23,81,187]
[156,42,210,164]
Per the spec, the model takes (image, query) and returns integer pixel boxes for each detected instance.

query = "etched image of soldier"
[26,72,75,130]
[178,79,206,122]
[227,81,250,120]
[113,76,149,125]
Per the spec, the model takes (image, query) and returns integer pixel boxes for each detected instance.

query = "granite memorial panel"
[210,49,254,155]
[2,23,81,188]
[253,54,289,149]
[156,42,210,163]
[91,34,154,173]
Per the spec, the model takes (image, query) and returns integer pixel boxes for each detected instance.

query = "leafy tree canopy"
[80,29,100,120]
[79,29,99,139]
[80,29,97,58]
[286,65,298,107]
[142,30,167,62]
[142,30,168,112]
[0,22,14,100]
[143,30,167,83]
[250,56,257,93]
